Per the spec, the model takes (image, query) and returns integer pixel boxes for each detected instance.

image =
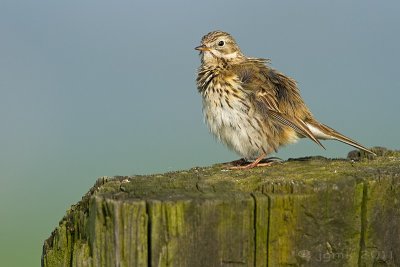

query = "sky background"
[1,0,399,266]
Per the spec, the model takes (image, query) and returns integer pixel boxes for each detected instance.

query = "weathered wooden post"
[42,148,400,267]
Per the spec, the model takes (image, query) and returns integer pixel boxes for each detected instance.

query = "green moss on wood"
[42,147,400,267]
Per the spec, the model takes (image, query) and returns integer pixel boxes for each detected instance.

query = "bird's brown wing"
[233,60,325,148]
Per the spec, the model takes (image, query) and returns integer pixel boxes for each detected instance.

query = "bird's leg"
[229,153,267,170]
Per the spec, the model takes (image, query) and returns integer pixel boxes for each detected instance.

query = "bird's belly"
[202,96,267,159]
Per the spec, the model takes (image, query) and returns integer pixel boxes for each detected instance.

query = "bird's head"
[195,31,244,65]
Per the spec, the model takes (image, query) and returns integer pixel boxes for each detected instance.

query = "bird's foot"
[229,160,262,170]
[226,156,282,170]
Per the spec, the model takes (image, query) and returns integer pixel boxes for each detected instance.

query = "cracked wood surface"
[42,148,400,267]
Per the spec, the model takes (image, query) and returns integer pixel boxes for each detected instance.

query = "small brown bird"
[195,31,375,169]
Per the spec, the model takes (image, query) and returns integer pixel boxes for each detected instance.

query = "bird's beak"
[195,45,210,52]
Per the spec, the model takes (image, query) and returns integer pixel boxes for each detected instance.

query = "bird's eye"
[217,40,225,47]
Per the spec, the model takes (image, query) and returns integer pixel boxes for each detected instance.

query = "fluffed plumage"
[195,31,375,169]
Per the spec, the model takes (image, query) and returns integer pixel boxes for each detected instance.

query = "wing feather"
[235,61,324,148]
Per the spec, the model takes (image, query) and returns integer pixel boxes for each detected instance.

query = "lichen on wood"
[42,147,400,267]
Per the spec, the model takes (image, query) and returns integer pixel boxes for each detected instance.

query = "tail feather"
[306,121,376,155]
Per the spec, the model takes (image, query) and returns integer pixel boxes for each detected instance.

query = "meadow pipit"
[195,31,375,169]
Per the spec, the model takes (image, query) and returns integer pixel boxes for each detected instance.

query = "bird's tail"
[306,121,376,155]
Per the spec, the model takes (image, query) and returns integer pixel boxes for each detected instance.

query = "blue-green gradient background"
[1,1,399,266]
